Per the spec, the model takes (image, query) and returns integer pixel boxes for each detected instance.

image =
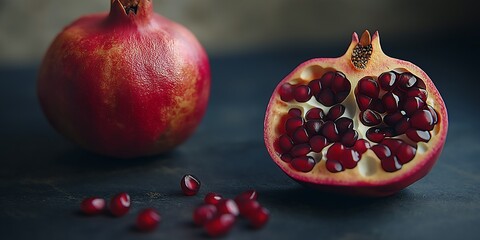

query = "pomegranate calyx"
[109,0,152,23]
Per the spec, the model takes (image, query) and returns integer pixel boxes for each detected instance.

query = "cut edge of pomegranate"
[264,31,448,197]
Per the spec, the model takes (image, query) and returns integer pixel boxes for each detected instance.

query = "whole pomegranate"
[264,31,448,197]
[38,0,210,158]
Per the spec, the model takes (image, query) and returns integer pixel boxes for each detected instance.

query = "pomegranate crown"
[109,0,153,24]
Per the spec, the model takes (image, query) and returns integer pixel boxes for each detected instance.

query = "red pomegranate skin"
[38,0,210,158]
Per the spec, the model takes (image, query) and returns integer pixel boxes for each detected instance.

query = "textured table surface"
[1,34,479,240]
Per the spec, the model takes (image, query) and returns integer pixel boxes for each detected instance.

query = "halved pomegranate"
[264,31,448,197]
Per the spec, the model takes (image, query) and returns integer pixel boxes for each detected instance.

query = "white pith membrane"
[265,31,446,186]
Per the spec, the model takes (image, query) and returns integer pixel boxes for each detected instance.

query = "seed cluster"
[277,70,438,173]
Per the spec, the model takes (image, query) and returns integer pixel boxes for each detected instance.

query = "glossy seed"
[305,120,323,136]
[406,129,431,142]
[285,117,303,134]
[326,104,346,121]
[291,156,316,172]
[340,129,358,147]
[292,127,309,144]
[309,135,328,153]
[381,156,402,172]
[278,134,293,153]
[317,88,336,106]
[382,92,400,113]
[305,108,325,120]
[356,94,372,111]
[290,144,311,157]
[396,144,417,164]
[371,144,392,160]
[378,71,397,91]
[321,121,340,142]
[279,83,294,102]
[357,76,379,98]
[410,109,434,131]
[360,109,382,126]
[288,108,302,117]
[326,159,344,173]
[335,117,354,133]
[293,85,312,102]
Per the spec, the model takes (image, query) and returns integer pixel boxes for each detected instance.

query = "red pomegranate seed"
[353,139,370,154]
[406,129,431,142]
[80,197,106,215]
[406,87,428,101]
[248,207,270,229]
[396,144,417,164]
[360,109,381,126]
[205,192,223,205]
[357,76,379,98]
[381,156,402,172]
[378,71,397,91]
[293,85,312,102]
[382,92,400,113]
[321,121,340,142]
[305,120,323,136]
[234,189,258,203]
[366,127,385,143]
[216,199,239,216]
[384,112,404,126]
[181,174,201,196]
[326,159,344,173]
[308,79,322,95]
[193,204,217,226]
[356,94,372,111]
[371,144,392,160]
[290,143,311,157]
[335,91,350,104]
[340,148,360,169]
[280,154,293,162]
[326,104,345,121]
[335,117,353,133]
[410,109,434,131]
[237,200,261,218]
[403,97,425,116]
[332,72,348,91]
[204,213,236,237]
[340,129,358,147]
[320,71,335,87]
[309,135,328,152]
[291,156,316,172]
[397,72,417,90]
[279,83,294,102]
[285,117,303,134]
[110,192,130,217]
[288,108,302,117]
[332,72,350,103]
[381,139,403,151]
[317,88,335,106]
[292,127,309,144]
[427,105,438,124]
[305,108,325,120]
[136,208,161,231]
[278,134,294,153]
[326,143,344,160]
[370,99,386,113]
[394,117,410,135]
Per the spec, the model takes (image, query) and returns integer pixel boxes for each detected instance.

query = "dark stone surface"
[1,34,479,239]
